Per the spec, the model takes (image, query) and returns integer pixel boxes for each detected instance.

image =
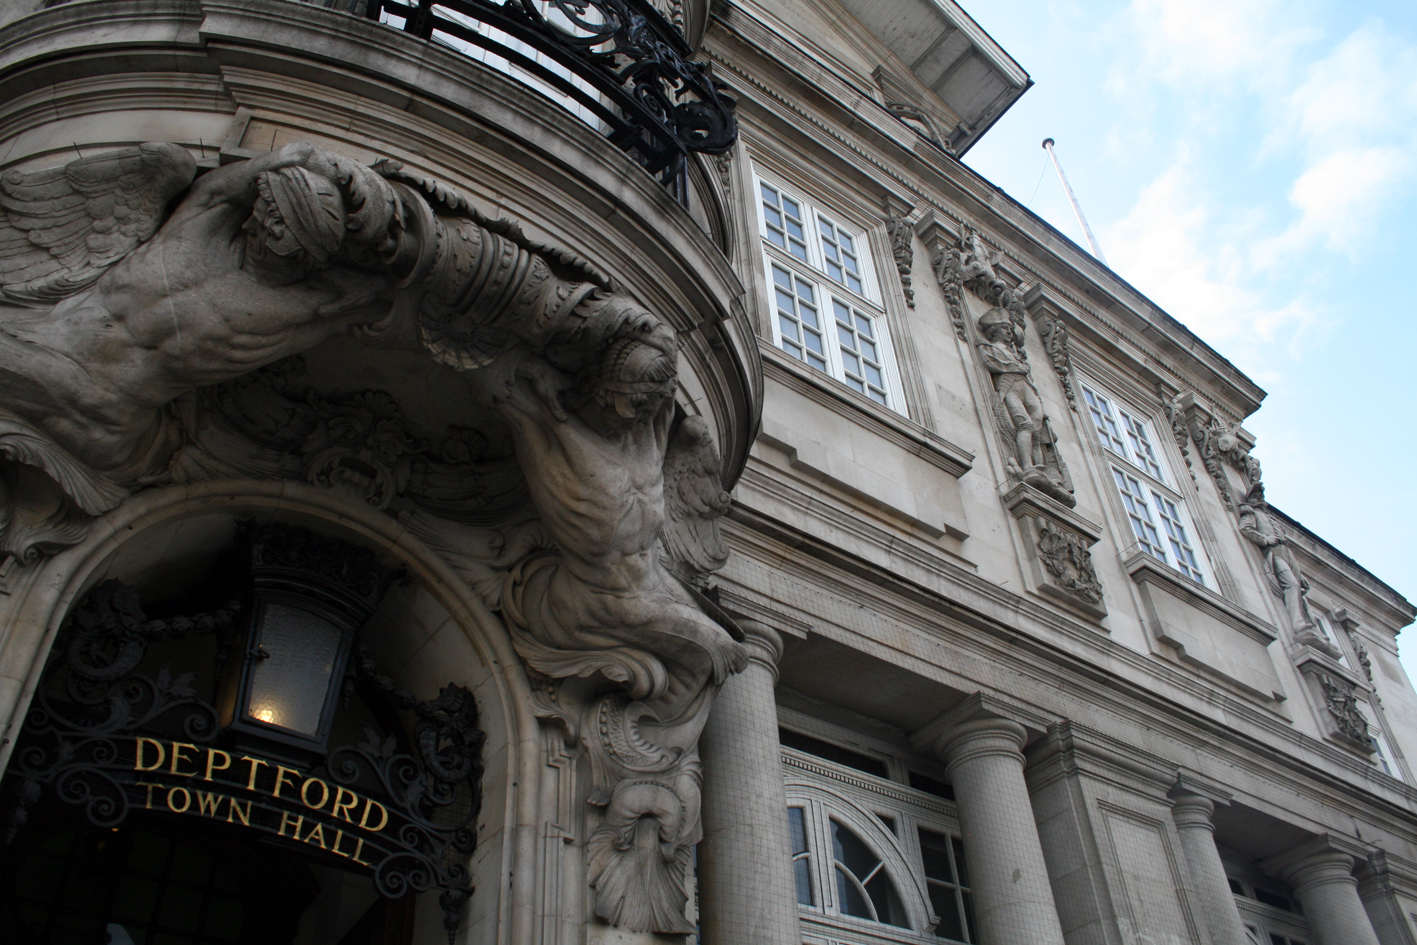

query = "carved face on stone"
[242,166,346,271]
[580,336,677,429]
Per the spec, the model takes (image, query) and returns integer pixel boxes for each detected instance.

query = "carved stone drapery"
[0,142,745,934]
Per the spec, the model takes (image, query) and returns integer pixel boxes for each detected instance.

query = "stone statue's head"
[977,306,1013,343]
[1243,481,1267,508]
[245,166,346,270]
[583,335,677,424]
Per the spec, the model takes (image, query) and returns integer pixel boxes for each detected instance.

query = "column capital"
[936,717,1029,775]
[911,692,1049,761]
[732,617,784,680]
[1262,835,1366,891]
[1168,793,1216,832]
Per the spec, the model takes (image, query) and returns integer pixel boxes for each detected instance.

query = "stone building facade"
[0,1,1413,944]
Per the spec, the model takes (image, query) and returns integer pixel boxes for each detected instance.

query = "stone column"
[936,717,1067,945]
[697,619,800,944]
[1266,839,1382,945]
[1169,788,1250,945]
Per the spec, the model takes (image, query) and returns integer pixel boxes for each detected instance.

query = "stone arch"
[0,479,542,943]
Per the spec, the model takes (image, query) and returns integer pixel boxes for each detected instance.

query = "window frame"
[782,726,978,943]
[1082,381,1214,588]
[753,170,907,413]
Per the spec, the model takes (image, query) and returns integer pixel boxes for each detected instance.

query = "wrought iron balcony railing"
[358,0,736,203]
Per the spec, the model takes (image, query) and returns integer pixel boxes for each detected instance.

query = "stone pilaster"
[1265,838,1382,945]
[1168,783,1249,945]
[917,707,1067,945]
[697,618,800,944]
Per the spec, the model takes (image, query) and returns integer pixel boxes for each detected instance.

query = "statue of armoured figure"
[976,305,1047,474]
[1238,482,1314,633]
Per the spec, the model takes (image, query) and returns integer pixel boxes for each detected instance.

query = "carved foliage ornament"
[885,212,915,308]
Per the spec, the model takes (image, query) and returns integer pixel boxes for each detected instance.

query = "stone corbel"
[1021,283,1078,411]
[1003,482,1106,617]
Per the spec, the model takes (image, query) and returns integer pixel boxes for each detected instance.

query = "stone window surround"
[1079,376,1218,589]
[752,168,909,412]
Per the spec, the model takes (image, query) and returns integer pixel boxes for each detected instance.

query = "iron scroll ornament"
[1,580,486,945]
[366,0,738,202]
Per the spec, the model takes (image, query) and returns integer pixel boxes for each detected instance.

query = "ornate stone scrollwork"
[1035,517,1104,605]
[885,211,916,308]
[0,141,745,933]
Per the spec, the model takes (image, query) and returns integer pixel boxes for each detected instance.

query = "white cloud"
[1254,146,1410,264]
[1102,164,1320,356]
[1127,0,1316,91]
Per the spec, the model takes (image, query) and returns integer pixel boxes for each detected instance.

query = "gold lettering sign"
[127,738,385,867]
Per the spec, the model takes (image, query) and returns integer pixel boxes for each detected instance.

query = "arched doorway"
[0,518,485,944]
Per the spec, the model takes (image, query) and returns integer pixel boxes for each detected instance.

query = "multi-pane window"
[761,183,809,262]
[831,819,908,927]
[789,807,815,906]
[818,217,864,294]
[1084,388,1128,458]
[1153,493,1205,583]
[783,725,976,942]
[920,828,975,943]
[755,172,903,412]
[1085,383,1210,587]
[833,300,889,404]
[1232,874,1310,945]
[771,265,827,372]
[1115,470,1168,563]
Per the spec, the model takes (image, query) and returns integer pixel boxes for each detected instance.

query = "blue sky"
[959,0,1417,676]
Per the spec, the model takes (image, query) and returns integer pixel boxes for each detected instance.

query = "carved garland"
[885,212,915,308]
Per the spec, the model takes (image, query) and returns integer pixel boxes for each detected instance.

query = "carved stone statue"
[975,303,1072,504]
[482,334,746,932]
[1237,482,1314,634]
[0,141,746,933]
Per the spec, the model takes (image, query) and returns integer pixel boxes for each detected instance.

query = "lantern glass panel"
[245,603,344,737]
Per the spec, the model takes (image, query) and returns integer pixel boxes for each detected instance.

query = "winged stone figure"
[0,142,197,304]
[660,414,731,588]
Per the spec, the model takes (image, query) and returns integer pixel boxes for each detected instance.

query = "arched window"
[830,818,908,927]
[785,786,933,937]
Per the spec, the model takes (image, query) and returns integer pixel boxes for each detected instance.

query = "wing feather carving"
[659,415,731,587]
[0,142,196,303]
